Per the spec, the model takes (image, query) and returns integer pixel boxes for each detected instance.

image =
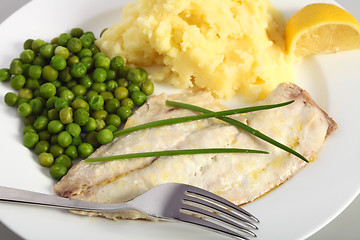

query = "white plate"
[0,0,359,239]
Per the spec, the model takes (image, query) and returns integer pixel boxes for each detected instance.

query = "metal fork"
[0,183,259,239]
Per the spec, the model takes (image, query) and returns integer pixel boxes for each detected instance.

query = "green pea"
[25,78,40,90]
[67,55,80,67]
[33,116,49,131]
[59,89,75,102]
[42,65,59,82]
[17,102,32,117]
[91,82,106,93]
[72,84,87,96]
[38,130,51,141]
[29,98,43,115]
[67,38,82,53]
[78,48,92,58]
[51,37,58,45]
[128,83,141,94]
[17,97,30,107]
[106,80,118,92]
[106,114,121,128]
[32,56,46,66]
[95,56,110,70]
[71,62,87,78]
[49,163,68,180]
[66,123,81,137]
[20,49,35,64]
[50,135,58,145]
[39,44,55,59]
[80,75,93,88]
[100,92,114,101]
[27,65,42,80]
[78,142,94,158]
[85,90,98,101]
[55,154,72,169]
[95,119,106,131]
[0,68,11,82]
[23,125,36,135]
[71,98,89,111]
[127,67,147,84]
[92,68,107,83]
[31,39,46,53]
[83,117,97,132]
[80,57,94,70]
[55,98,69,111]
[38,152,54,167]
[58,67,72,83]
[59,107,73,124]
[10,75,26,90]
[54,46,70,59]
[66,80,77,89]
[141,80,154,96]
[80,34,94,48]
[121,98,134,109]
[23,132,39,148]
[106,69,116,81]
[74,108,89,126]
[97,129,113,145]
[70,27,84,38]
[10,59,23,75]
[24,116,36,126]
[18,88,33,100]
[114,87,129,100]
[72,136,83,146]
[23,39,34,50]
[84,131,100,148]
[47,109,59,121]
[131,91,147,107]
[117,106,132,120]
[34,140,50,155]
[57,33,72,46]
[117,78,129,88]
[92,109,108,120]
[4,92,18,106]
[118,65,130,78]
[57,131,72,148]
[49,144,64,158]
[46,96,59,109]
[106,124,117,133]
[93,52,107,60]
[105,98,120,114]
[89,95,104,111]
[65,145,78,160]
[110,56,124,71]
[50,55,67,71]
[40,83,56,98]
[89,45,99,55]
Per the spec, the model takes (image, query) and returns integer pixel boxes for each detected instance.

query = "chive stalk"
[166,100,308,163]
[85,148,268,163]
[113,100,294,138]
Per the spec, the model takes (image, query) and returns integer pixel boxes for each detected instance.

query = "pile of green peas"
[0,28,154,180]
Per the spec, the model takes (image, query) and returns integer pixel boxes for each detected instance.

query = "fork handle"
[0,186,131,212]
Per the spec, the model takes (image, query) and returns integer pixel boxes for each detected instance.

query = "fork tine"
[178,211,253,240]
[181,204,257,237]
[183,194,258,229]
[185,187,259,223]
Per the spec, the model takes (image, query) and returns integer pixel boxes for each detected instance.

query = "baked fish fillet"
[54,83,337,220]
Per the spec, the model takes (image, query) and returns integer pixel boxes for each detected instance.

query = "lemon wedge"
[285,3,360,57]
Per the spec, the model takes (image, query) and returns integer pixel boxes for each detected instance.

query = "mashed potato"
[96,0,294,101]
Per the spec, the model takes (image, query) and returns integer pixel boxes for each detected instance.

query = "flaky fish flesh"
[54,83,337,220]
